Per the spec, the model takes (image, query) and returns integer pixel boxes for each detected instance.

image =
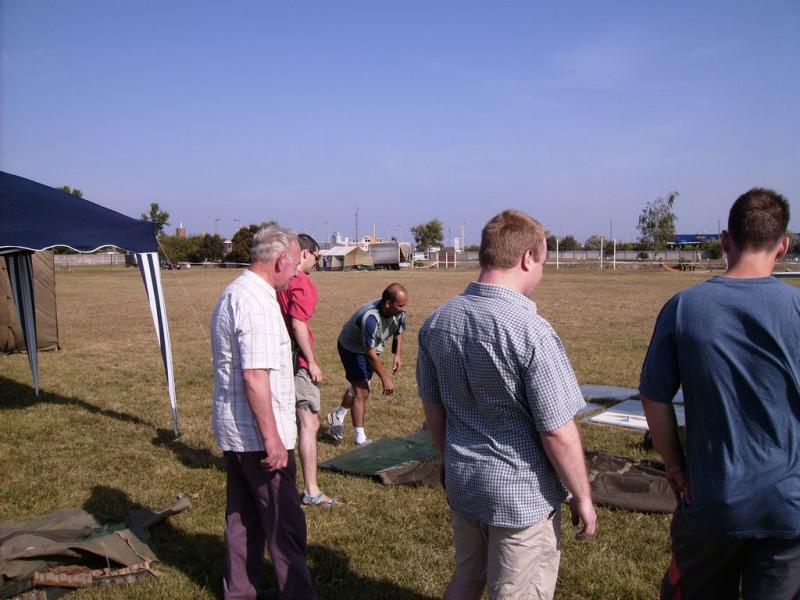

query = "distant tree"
[584,235,604,250]
[789,232,800,254]
[410,219,444,252]
[700,239,723,259]
[464,244,480,252]
[638,191,679,254]
[225,221,277,263]
[192,233,225,262]
[546,235,557,251]
[59,185,83,197]
[140,202,170,236]
[159,234,197,263]
[559,235,580,251]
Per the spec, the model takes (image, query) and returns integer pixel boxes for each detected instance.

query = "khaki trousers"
[451,508,561,600]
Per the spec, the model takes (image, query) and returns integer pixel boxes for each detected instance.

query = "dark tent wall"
[1,251,59,353]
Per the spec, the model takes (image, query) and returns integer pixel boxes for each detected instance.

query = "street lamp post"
[214,218,222,235]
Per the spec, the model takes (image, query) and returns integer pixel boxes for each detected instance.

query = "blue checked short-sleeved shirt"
[417,282,585,528]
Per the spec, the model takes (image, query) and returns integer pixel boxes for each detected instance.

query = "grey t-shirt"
[338,299,406,355]
[640,276,800,538]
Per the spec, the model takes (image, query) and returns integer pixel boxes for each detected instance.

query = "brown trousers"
[223,451,316,600]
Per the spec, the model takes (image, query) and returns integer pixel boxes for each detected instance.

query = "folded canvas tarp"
[0,252,58,353]
[321,429,676,513]
[0,496,190,599]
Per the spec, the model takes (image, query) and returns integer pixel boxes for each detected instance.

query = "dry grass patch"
[3,266,794,599]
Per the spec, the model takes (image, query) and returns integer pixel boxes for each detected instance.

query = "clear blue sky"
[3,1,799,245]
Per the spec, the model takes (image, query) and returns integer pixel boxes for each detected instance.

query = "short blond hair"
[251,225,298,263]
[479,210,547,269]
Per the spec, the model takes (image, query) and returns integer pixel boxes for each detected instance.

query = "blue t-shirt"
[640,276,800,539]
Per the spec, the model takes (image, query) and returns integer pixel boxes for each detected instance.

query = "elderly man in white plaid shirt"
[211,225,316,600]
[417,210,597,600]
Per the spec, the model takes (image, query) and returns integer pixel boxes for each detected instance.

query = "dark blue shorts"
[337,343,373,383]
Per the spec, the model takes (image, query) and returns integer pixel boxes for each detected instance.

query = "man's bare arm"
[291,317,322,382]
[366,347,394,394]
[540,420,597,539]
[642,396,692,504]
[392,333,404,373]
[423,402,447,489]
[423,402,446,456]
[242,368,288,471]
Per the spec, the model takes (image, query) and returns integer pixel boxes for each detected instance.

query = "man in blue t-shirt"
[640,188,800,600]
[326,283,408,445]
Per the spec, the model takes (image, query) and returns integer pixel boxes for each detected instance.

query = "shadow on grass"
[0,375,155,428]
[307,544,437,600]
[153,428,225,470]
[84,485,436,600]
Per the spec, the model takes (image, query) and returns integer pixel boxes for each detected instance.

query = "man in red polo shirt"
[278,233,336,507]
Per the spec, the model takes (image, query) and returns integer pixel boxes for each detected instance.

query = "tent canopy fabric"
[0,171,156,254]
[0,170,179,436]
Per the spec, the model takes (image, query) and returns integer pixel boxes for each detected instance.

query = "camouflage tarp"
[0,496,190,599]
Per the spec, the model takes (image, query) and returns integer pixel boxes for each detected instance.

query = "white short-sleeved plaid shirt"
[211,269,297,452]
[417,282,585,528]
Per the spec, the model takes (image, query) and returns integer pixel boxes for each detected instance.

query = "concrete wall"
[54,253,128,267]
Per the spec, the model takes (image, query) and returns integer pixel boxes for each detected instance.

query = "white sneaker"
[326,411,345,441]
[355,438,372,447]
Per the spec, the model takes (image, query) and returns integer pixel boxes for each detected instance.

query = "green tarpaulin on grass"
[321,428,676,513]
[319,429,437,477]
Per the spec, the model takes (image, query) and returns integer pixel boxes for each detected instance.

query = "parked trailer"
[368,242,402,269]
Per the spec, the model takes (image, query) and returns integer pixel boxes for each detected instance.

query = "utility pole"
[214,218,222,235]
[354,207,359,243]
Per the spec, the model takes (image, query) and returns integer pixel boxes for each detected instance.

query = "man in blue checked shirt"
[417,209,597,600]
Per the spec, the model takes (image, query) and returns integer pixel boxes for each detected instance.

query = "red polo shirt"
[277,270,317,370]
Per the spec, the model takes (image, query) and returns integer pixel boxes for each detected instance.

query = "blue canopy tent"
[0,171,179,436]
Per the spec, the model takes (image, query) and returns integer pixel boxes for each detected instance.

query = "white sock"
[335,405,349,420]
[354,427,367,444]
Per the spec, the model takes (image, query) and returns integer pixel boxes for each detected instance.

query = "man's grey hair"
[251,225,298,263]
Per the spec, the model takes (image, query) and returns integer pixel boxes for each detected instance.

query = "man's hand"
[392,355,402,374]
[568,495,597,540]
[381,375,395,395]
[307,360,323,383]
[666,469,693,505]
[261,436,288,471]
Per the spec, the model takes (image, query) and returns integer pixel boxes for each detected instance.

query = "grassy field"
[3,266,794,599]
